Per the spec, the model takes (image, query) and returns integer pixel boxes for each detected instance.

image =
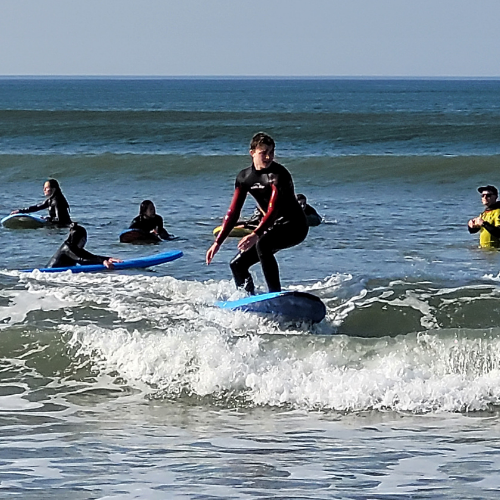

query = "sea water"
[1,78,500,498]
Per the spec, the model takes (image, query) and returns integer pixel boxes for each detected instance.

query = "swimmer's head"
[296,193,307,209]
[67,223,87,249]
[139,200,156,218]
[44,179,59,197]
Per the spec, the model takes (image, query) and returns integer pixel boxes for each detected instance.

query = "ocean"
[1,78,500,498]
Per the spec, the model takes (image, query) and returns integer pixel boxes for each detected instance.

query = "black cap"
[478,185,498,196]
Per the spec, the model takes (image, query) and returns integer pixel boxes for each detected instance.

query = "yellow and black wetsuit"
[469,202,500,248]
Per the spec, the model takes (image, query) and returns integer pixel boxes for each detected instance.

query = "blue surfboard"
[216,291,326,323]
[21,249,183,273]
[1,213,48,229]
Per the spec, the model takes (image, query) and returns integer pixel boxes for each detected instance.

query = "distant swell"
[0,109,500,156]
[0,153,498,185]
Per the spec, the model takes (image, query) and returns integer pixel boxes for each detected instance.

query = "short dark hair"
[250,132,275,151]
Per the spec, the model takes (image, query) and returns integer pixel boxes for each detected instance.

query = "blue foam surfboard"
[21,249,183,273]
[1,213,48,229]
[216,290,326,323]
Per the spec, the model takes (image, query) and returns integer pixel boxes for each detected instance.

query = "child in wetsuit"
[12,178,71,226]
[47,223,121,269]
[129,200,172,240]
[206,132,308,294]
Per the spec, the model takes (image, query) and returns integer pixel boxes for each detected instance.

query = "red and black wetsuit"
[216,161,308,293]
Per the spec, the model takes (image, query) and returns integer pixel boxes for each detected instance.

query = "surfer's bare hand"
[103,258,123,269]
[237,233,258,252]
[206,242,220,265]
[10,210,19,215]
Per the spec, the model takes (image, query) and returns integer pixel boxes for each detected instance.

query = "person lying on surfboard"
[47,223,122,269]
[11,178,72,226]
[128,200,172,240]
[206,132,308,294]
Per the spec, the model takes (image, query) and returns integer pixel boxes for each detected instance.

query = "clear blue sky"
[1,0,499,77]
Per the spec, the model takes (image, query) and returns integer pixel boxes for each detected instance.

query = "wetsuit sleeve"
[215,186,246,245]
[18,199,49,214]
[67,247,109,265]
[481,221,500,238]
[253,183,279,237]
[47,244,108,268]
[156,215,171,239]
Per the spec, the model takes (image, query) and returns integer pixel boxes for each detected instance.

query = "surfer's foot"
[243,277,255,295]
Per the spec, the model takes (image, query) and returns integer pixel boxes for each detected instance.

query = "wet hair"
[66,222,87,248]
[139,200,155,216]
[46,178,70,212]
[46,179,61,194]
[296,193,306,202]
[250,132,275,151]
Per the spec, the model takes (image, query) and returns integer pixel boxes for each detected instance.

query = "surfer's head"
[67,223,87,249]
[139,200,156,218]
[44,178,63,198]
[296,193,307,209]
[478,185,498,208]
[250,132,275,170]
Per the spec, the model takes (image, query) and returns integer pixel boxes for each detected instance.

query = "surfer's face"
[144,204,156,218]
[250,145,274,170]
[43,182,53,197]
[481,191,497,208]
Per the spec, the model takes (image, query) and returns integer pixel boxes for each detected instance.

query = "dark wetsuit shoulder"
[235,162,304,223]
[129,214,170,239]
[47,243,108,268]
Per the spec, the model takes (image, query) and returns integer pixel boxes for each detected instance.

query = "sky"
[1,0,499,77]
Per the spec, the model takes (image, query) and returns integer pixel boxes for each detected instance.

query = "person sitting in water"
[468,184,500,249]
[11,178,71,226]
[129,200,172,240]
[296,193,322,227]
[47,223,122,269]
[239,194,322,229]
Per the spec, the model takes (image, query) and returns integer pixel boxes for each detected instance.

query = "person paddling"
[47,223,122,269]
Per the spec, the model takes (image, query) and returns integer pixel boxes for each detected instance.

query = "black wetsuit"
[216,161,308,293]
[129,214,171,240]
[18,192,71,226]
[303,204,322,227]
[47,243,109,269]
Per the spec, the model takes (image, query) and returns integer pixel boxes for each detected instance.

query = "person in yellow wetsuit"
[468,185,500,248]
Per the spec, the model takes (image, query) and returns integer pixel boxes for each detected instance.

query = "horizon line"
[1,75,500,81]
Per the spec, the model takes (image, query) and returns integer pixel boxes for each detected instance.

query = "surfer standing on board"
[468,184,500,248]
[206,132,308,294]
